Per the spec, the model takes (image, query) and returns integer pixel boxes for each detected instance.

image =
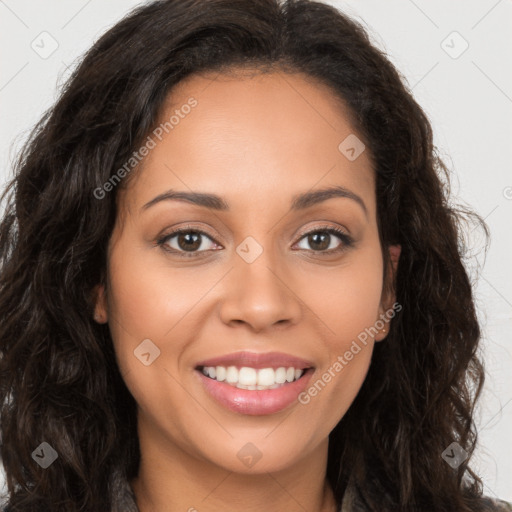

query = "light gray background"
[1,0,511,502]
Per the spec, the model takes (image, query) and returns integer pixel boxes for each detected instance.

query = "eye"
[156,224,354,258]
[293,226,354,255]
[156,227,220,258]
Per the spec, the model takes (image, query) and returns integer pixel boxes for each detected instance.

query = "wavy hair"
[0,0,492,510]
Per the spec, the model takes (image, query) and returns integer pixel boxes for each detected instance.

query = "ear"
[92,283,108,324]
[374,244,401,342]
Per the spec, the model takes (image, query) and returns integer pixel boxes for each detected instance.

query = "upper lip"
[195,351,314,370]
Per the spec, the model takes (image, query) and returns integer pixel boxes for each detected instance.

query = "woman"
[0,0,510,511]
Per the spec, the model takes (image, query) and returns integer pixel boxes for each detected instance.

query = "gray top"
[109,472,359,511]
[111,471,512,512]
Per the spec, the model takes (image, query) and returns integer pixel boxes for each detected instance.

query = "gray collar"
[111,472,361,512]
[107,470,512,512]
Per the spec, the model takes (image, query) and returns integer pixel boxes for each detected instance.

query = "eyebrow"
[141,185,368,217]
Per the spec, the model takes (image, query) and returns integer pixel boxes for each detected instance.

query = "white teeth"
[238,367,257,386]
[200,365,306,389]
[215,366,226,381]
[257,368,275,386]
[275,367,287,384]
[226,366,238,384]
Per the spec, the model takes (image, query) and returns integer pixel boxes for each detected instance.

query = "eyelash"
[156,224,354,259]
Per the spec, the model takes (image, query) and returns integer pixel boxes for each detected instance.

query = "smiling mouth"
[196,365,313,391]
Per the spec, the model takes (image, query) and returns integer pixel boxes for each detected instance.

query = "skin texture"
[93,70,400,512]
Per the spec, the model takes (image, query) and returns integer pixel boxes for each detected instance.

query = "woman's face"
[95,70,399,474]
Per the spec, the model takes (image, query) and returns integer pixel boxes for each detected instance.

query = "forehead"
[119,69,376,219]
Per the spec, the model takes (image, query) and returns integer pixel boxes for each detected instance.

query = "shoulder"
[340,484,512,512]
[480,496,512,511]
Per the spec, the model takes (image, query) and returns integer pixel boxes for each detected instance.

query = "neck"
[130,418,338,512]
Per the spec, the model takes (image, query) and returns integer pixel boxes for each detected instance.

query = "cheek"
[296,246,383,421]
[302,249,384,344]
[104,244,201,430]
[106,240,213,339]
[302,342,372,437]
[104,241,208,385]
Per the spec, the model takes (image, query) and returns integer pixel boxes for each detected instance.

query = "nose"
[218,249,303,333]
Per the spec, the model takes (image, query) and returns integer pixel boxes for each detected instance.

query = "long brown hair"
[0,1,492,510]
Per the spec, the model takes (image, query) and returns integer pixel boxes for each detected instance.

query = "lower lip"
[195,368,314,416]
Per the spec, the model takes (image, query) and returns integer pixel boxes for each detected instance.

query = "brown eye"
[294,227,354,254]
[157,229,219,257]
[174,231,202,251]
[304,232,331,251]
